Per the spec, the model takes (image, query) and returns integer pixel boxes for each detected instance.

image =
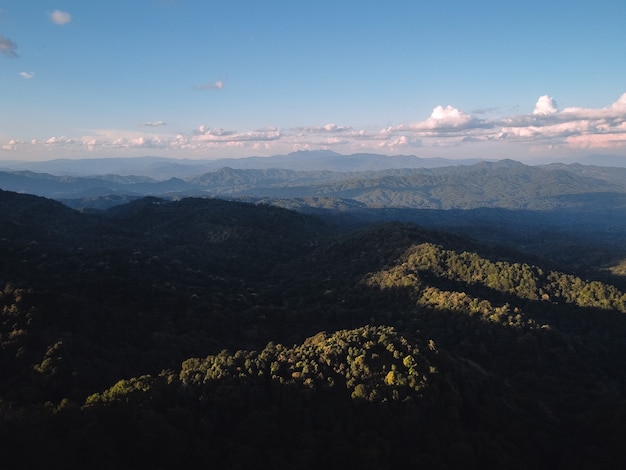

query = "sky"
[1,0,626,163]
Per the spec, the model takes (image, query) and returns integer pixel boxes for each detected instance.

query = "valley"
[1,154,626,468]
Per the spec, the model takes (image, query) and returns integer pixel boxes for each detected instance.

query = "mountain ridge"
[0,151,493,178]
[2,189,626,468]
[2,158,626,212]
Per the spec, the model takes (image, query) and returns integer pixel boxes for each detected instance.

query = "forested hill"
[197,159,626,210]
[2,190,626,468]
[2,159,626,212]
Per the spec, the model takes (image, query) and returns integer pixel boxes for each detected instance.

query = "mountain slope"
[0,151,485,178]
[4,159,626,214]
[2,192,626,468]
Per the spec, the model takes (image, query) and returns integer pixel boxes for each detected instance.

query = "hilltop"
[1,156,625,212]
[1,189,626,468]
[3,156,626,278]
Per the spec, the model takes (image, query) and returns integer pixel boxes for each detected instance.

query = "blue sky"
[1,0,626,162]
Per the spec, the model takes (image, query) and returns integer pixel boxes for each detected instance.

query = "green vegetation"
[2,189,626,468]
[367,242,626,311]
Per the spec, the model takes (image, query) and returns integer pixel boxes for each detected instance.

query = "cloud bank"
[4,94,626,159]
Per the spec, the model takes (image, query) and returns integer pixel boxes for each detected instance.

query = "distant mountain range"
[2,151,625,181]
[0,150,489,179]
[2,154,626,213]
[2,151,626,468]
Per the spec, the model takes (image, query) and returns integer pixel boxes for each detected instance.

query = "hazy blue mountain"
[0,156,180,178]
[580,154,626,167]
[185,159,626,210]
[0,151,486,179]
[543,161,626,185]
[0,170,196,199]
[3,152,625,182]
[3,158,626,214]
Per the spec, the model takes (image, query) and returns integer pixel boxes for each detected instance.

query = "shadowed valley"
[2,155,626,468]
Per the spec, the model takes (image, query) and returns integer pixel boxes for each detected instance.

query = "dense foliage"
[5,159,626,277]
[2,189,626,468]
[3,159,626,211]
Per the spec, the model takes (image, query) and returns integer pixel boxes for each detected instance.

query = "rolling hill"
[2,158,625,213]
[1,189,626,468]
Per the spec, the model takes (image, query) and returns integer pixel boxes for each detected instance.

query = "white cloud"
[431,105,472,125]
[0,34,18,58]
[83,138,102,152]
[321,137,349,145]
[19,71,35,79]
[559,92,626,121]
[499,93,626,148]
[1,139,20,151]
[300,123,353,133]
[192,126,280,143]
[566,133,626,149]
[129,136,167,148]
[498,120,591,141]
[378,134,408,148]
[413,105,477,131]
[194,80,224,91]
[612,93,626,110]
[193,126,235,137]
[345,127,422,149]
[50,10,72,25]
[371,93,626,154]
[10,93,626,159]
[46,136,77,145]
[34,125,284,155]
[533,95,558,115]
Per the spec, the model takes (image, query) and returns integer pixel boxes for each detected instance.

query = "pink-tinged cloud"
[567,132,626,149]
[1,139,20,151]
[498,120,592,140]
[46,136,77,145]
[192,126,280,143]
[321,137,349,146]
[50,10,72,25]
[612,93,626,111]
[559,93,626,121]
[378,135,408,148]
[300,123,353,133]
[10,92,626,158]
[498,93,626,149]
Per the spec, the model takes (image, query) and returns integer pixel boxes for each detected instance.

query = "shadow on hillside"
[0,357,557,470]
